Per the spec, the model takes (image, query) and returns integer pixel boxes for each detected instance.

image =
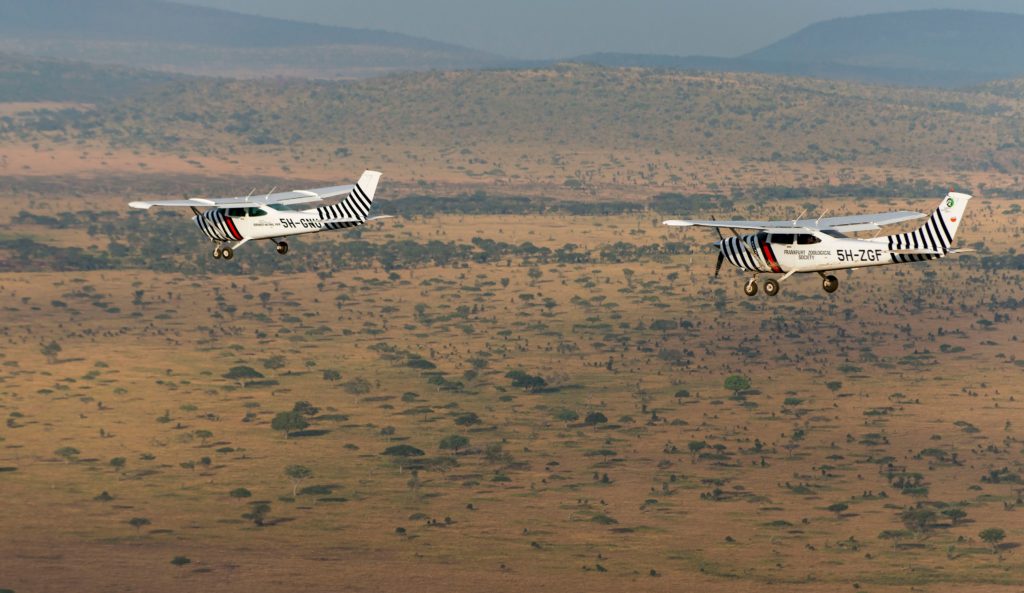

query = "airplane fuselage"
[192,206,360,243]
[717,232,926,275]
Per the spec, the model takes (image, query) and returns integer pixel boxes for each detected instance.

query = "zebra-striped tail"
[886,192,971,263]
[314,170,381,228]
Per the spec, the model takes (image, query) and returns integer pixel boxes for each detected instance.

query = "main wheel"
[221,246,234,260]
[743,280,758,297]
[276,242,289,255]
[764,279,780,296]
[212,246,221,259]
[822,275,839,293]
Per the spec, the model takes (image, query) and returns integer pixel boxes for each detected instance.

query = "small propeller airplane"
[663,191,974,296]
[129,170,389,260]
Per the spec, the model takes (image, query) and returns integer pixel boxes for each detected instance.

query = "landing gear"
[212,245,222,259]
[221,246,234,260]
[743,279,758,297]
[822,274,839,293]
[276,241,289,255]
[764,278,780,296]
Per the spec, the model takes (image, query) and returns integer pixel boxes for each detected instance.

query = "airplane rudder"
[356,170,382,200]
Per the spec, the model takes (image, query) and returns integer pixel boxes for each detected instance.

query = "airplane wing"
[128,184,355,210]
[815,211,926,230]
[663,211,926,233]
[662,219,785,231]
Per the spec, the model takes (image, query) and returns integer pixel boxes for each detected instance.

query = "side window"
[227,208,245,217]
[247,207,267,217]
[797,234,821,245]
[771,234,793,245]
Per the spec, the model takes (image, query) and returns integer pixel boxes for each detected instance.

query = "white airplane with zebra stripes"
[664,192,973,296]
[129,170,389,260]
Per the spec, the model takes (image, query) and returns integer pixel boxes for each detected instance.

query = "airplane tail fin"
[337,170,381,221]
[886,192,972,263]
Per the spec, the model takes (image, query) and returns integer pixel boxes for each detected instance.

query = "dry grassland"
[1,194,1022,592]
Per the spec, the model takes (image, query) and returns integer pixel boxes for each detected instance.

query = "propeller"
[710,215,725,277]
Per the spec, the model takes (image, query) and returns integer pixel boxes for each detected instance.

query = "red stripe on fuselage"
[760,241,782,273]
[224,217,243,241]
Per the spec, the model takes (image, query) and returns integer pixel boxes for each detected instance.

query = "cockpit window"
[246,207,267,217]
[227,208,245,217]
[796,234,821,245]
[770,233,794,244]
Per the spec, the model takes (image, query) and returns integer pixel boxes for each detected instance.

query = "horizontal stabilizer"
[317,214,392,225]
[318,217,363,225]
[888,248,943,256]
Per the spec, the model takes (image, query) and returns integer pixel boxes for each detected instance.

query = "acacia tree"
[724,374,751,396]
[55,446,80,463]
[688,440,707,461]
[41,340,62,363]
[223,365,264,387]
[440,434,470,454]
[900,508,936,536]
[284,465,313,496]
[942,508,967,526]
[243,502,271,526]
[554,409,579,427]
[980,528,1006,557]
[271,411,309,439]
[827,502,849,518]
[129,517,151,533]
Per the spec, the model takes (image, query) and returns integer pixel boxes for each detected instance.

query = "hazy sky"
[182,0,1024,59]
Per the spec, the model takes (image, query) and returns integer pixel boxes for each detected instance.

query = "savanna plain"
[2,64,1024,593]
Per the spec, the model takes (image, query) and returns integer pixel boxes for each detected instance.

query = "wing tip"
[662,220,693,227]
[128,201,152,209]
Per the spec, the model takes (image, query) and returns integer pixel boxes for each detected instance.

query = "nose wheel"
[743,279,758,297]
[822,275,839,293]
[275,241,289,255]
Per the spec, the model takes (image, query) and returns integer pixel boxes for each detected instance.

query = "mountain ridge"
[574,10,1024,88]
[0,0,510,77]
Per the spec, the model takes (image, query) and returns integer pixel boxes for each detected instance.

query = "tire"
[743,280,758,297]
[212,247,221,259]
[276,242,289,255]
[764,279,780,296]
[221,246,234,260]
[823,275,839,293]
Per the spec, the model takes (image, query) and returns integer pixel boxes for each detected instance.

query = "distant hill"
[576,10,1024,88]
[0,52,183,102]
[0,0,509,78]
[23,63,1024,174]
